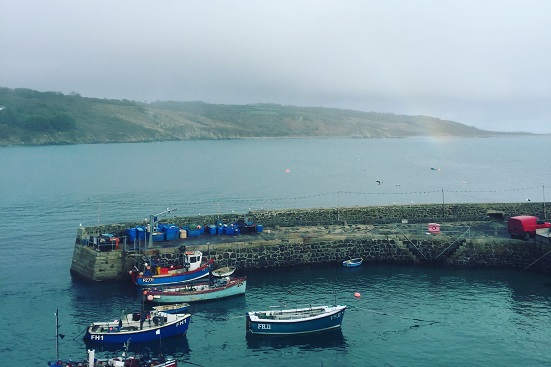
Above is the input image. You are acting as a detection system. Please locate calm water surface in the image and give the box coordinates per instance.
[1,137,550,366]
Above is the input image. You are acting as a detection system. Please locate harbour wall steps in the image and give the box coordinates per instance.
[70,202,551,281]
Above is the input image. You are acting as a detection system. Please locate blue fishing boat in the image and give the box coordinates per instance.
[83,309,191,344]
[131,250,213,287]
[50,310,179,366]
[246,304,346,336]
[342,257,363,267]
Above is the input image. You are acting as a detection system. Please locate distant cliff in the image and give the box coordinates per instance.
[0,87,528,146]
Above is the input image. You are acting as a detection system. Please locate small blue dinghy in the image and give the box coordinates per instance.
[342,257,363,267]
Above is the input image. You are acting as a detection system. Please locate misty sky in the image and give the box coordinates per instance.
[1,0,550,133]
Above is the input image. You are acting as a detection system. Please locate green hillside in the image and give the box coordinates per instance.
[0,87,522,146]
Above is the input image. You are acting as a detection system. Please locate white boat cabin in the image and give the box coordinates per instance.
[183,250,203,271]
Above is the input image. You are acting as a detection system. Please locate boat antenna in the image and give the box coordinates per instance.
[54,308,65,362]
[55,308,59,361]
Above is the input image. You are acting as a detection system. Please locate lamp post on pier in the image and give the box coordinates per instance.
[147,207,177,249]
[543,184,546,219]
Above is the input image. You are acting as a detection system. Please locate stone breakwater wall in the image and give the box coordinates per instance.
[71,242,126,281]
[79,202,547,238]
[71,233,551,281]
[71,202,551,281]
[245,202,547,227]
[71,232,551,282]
[203,234,551,274]
[446,237,551,271]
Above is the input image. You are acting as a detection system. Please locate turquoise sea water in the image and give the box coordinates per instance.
[1,137,550,366]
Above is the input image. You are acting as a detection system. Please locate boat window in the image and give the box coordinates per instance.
[189,256,197,263]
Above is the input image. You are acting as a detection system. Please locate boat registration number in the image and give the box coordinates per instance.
[142,277,155,283]
[257,324,271,330]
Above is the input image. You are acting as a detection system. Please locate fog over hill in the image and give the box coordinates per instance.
[0,87,532,146]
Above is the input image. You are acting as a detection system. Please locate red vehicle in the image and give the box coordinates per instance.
[508,215,551,239]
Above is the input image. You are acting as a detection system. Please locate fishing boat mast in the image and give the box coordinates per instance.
[55,308,61,361]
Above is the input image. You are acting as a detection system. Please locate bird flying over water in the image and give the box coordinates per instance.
[376,180,382,185]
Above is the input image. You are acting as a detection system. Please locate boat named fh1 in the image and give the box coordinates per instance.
[83,309,191,344]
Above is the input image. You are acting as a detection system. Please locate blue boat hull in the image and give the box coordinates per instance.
[135,265,210,287]
[246,305,346,336]
[342,258,363,267]
[83,313,191,344]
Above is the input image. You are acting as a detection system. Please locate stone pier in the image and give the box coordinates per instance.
[69,202,551,281]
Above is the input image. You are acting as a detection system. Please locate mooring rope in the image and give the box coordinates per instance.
[348,304,440,327]
[522,247,551,271]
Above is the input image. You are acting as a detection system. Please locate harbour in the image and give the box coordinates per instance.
[70,201,551,284]
[2,137,551,366]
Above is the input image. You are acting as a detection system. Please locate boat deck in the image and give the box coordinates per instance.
[253,307,326,321]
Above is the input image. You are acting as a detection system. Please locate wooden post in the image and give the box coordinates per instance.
[441,188,445,219]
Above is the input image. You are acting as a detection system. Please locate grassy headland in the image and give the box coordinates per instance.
[0,87,529,146]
